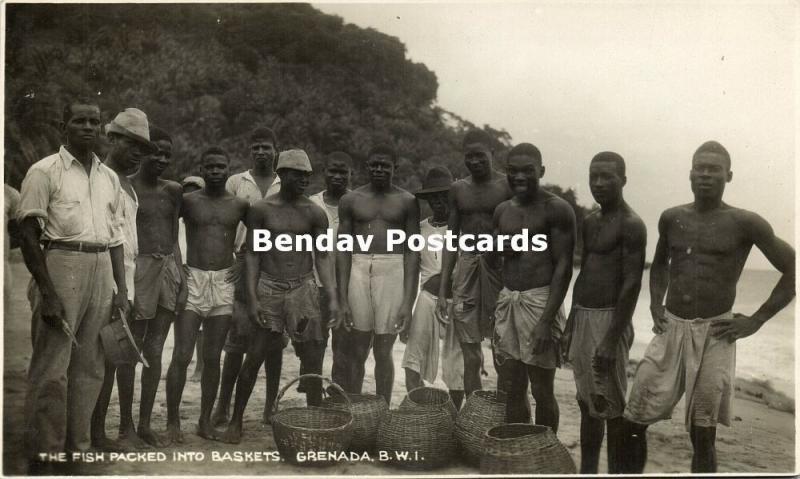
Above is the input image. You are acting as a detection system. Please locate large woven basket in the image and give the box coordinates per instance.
[271,375,353,466]
[455,390,506,465]
[398,386,458,421]
[376,408,456,470]
[480,423,576,474]
[321,393,388,452]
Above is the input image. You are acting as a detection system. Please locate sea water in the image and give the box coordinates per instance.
[566,268,795,397]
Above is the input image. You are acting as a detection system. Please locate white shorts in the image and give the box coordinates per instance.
[185,265,235,318]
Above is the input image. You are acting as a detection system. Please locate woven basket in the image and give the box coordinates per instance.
[321,393,388,452]
[398,386,458,421]
[376,408,456,470]
[271,374,353,466]
[455,390,507,465]
[480,423,576,474]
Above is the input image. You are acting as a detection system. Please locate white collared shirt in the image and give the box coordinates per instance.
[225,169,281,251]
[17,146,124,246]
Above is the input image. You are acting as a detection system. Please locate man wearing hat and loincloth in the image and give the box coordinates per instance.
[17,100,131,472]
[218,149,338,444]
[437,129,511,398]
[492,143,576,433]
[91,107,159,451]
[164,146,249,443]
[212,127,285,427]
[401,165,465,408]
[337,144,420,404]
[562,152,646,473]
[124,126,187,447]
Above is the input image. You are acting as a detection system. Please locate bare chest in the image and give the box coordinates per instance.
[498,204,548,235]
[667,214,745,257]
[352,196,407,225]
[185,199,242,229]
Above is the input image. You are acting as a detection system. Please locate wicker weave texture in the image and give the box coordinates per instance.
[376,409,456,470]
[321,393,388,451]
[271,375,354,467]
[454,390,506,465]
[398,386,458,421]
[480,423,576,474]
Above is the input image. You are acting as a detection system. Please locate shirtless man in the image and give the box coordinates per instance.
[219,149,338,443]
[438,129,510,397]
[564,152,646,473]
[213,127,283,427]
[126,126,186,447]
[91,108,155,451]
[165,146,248,442]
[492,143,576,432]
[621,141,795,473]
[337,145,420,403]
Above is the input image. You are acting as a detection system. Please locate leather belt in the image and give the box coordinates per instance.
[42,240,110,253]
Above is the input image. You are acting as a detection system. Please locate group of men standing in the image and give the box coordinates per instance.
[11,98,795,475]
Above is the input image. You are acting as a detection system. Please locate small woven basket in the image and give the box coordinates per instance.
[376,408,456,470]
[480,423,576,474]
[321,393,388,452]
[398,386,458,421]
[271,374,353,466]
[454,390,506,465]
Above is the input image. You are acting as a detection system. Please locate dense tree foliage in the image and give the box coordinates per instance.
[5,3,590,256]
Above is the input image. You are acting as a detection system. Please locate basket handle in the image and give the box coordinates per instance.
[273,374,351,414]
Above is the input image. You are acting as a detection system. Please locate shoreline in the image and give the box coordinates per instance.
[3,259,795,475]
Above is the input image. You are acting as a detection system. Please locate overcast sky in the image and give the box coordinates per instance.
[316,2,796,270]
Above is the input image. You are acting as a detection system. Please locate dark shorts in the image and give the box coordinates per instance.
[133,254,181,320]
[258,272,323,343]
[451,252,502,343]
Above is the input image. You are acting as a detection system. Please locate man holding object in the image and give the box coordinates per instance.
[18,100,130,471]
[621,141,795,473]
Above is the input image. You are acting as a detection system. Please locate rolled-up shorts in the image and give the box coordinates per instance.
[133,253,181,320]
[568,305,633,419]
[493,286,566,369]
[258,272,323,343]
[401,290,464,390]
[451,252,502,343]
[624,310,736,431]
[348,254,404,335]
[185,265,234,318]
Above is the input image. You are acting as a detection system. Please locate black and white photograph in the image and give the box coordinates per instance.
[2,1,796,476]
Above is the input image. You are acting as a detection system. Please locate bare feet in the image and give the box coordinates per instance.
[165,423,184,445]
[91,435,126,452]
[262,406,275,425]
[218,422,243,444]
[211,407,229,428]
[138,425,167,448]
[117,428,151,450]
[196,420,220,440]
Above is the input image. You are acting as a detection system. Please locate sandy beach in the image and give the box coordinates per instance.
[3,257,795,475]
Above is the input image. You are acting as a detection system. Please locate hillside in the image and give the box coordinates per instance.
[4,3,589,243]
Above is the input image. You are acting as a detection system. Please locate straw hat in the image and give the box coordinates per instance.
[105,108,156,150]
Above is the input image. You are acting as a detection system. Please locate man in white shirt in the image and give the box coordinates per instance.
[400,166,464,408]
[305,151,351,394]
[90,108,157,451]
[17,100,130,472]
